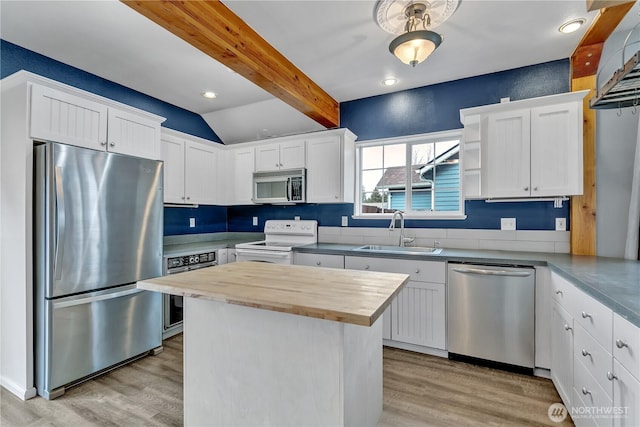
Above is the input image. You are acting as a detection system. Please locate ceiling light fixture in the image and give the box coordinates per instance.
[389,3,442,67]
[382,77,398,86]
[202,91,217,99]
[559,18,586,34]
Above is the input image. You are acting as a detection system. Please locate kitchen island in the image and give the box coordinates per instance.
[137,261,409,426]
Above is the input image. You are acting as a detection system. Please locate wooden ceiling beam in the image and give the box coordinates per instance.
[121,0,339,129]
[571,1,635,79]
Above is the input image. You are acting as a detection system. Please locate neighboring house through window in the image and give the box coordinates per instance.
[356,130,464,219]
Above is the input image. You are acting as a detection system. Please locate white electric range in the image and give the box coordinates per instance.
[235,219,318,264]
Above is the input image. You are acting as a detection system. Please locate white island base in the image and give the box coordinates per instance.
[184,297,383,426]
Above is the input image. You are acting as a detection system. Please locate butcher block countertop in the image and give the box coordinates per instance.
[137,261,409,326]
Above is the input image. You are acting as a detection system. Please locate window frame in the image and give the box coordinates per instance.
[353,129,467,220]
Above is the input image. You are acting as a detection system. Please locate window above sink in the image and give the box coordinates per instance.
[354,129,465,220]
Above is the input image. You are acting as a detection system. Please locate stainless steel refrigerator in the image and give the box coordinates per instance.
[34,142,164,400]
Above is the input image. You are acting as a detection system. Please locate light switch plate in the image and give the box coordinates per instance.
[294,216,301,220]
[555,218,567,231]
[189,217,196,228]
[252,216,258,226]
[341,216,349,227]
[500,218,516,230]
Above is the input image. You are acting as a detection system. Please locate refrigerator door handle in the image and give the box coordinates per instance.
[451,267,532,277]
[52,286,145,309]
[54,166,66,280]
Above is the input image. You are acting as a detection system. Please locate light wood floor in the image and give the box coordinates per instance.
[1,334,572,426]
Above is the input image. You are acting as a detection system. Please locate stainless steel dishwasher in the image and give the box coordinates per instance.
[447,263,535,371]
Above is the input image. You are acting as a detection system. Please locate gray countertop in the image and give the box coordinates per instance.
[163,232,263,257]
[295,243,640,328]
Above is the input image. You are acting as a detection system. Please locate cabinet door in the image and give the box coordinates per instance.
[552,301,574,408]
[612,359,640,427]
[391,281,446,349]
[161,137,186,203]
[485,109,531,198]
[30,84,108,150]
[530,102,582,197]
[184,141,218,204]
[279,140,305,169]
[107,108,161,159]
[306,136,342,203]
[255,143,280,172]
[231,147,255,205]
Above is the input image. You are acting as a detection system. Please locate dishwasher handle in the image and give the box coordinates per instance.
[452,267,532,277]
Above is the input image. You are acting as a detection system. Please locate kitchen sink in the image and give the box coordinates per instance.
[353,245,442,255]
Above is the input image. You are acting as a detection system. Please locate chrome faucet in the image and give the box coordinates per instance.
[388,210,414,247]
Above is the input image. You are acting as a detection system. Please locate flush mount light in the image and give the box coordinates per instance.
[559,18,586,34]
[202,91,217,99]
[389,3,442,67]
[375,0,459,67]
[382,77,398,86]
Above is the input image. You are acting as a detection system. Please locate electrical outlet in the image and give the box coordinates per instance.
[555,218,567,231]
[341,216,349,227]
[294,216,301,220]
[189,217,196,228]
[500,217,516,231]
[252,216,258,226]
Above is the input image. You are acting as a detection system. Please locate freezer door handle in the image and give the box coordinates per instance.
[52,287,145,309]
[451,267,532,277]
[54,166,66,280]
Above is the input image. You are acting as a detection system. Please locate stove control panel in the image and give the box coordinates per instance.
[166,251,216,269]
[264,219,318,235]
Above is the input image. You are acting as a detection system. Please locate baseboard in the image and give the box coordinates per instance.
[383,340,448,358]
[534,368,551,379]
[1,376,37,400]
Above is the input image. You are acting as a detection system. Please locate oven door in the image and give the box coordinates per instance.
[163,265,189,331]
[235,249,293,264]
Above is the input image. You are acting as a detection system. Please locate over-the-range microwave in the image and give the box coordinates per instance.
[252,168,306,204]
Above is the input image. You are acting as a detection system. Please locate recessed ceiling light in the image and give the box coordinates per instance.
[382,77,397,86]
[559,18,586,34]
[202,91,217,99]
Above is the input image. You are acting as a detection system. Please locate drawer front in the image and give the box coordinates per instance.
[345,256,444,283]
[575,322,613,396]
[294,253,344,269]
[573,288,613,350]
[551,271,577,312]
[572,388,599,427]
[574,354,613,419]
[613,313,640,381]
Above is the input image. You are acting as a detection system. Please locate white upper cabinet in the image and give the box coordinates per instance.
[460,91,588,199]
[106,108,161,159]
[530,102,582,197]
[30,84,108,150]
[255,140,305,172]
[306,129,356,203]
[228,146,255,205]
[485,109,531,198]
[30,84,162,160]
[161,129,220,205]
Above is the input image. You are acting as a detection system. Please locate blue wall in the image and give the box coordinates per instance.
[164,205,227,236]
[0,40,222,142]
[341,59,570,141]
[225,200,569,232]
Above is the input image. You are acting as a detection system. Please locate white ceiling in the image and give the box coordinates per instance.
[1,0,637,143]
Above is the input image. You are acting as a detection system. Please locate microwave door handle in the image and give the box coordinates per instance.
[286,177,291,201]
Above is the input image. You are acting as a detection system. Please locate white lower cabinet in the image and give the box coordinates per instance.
[611,359,640,427]
[344,256,446,352]
[552,300,574,408]
[293,253,344,269]
[391,281,445,349]
[550,272,640,427]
